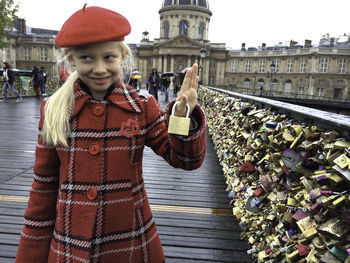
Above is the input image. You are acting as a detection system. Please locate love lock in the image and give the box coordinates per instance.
[168,101,191,136]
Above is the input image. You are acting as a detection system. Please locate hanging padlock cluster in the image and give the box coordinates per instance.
[199,87,350,263]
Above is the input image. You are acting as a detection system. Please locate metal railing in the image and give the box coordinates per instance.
[225,86,350,103]
[201,85,350,139]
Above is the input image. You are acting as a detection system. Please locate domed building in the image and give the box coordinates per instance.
[134,0,227,86]
[133,0,349,103]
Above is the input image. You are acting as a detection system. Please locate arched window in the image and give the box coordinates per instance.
[257,79,265,89]
[334,79,346,100]
[179,20,188,36]
[270,79,278,93]
[163,21,169,38]
[198,23,205,39]
[243,78,251,89]
[284,79,292,93]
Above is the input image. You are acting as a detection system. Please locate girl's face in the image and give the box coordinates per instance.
[68,42,126,100]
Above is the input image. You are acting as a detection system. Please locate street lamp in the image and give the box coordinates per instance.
[199,47,206,85]
[267,62,276,95]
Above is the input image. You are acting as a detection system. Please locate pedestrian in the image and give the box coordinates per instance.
[1,62,23,103]
[40,66,47,96]
[148,68,160,101]
[145,78,149,91]
[16,4,206,263]
[162,75,171,102]
[172,74,180,97]
[32,66,43,98]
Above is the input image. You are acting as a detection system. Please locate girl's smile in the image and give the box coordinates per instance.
[68,41,125,100]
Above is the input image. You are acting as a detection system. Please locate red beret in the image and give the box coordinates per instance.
[55,4,131,47]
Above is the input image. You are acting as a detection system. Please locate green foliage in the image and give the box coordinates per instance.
[0,0,19,48]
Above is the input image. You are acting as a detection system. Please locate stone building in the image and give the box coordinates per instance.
[134,0,227,87]
[227,38,350,101]
[1,19,60,77]
[2,1,349,102]
[133,0,350,101]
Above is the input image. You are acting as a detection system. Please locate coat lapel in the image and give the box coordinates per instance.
[72,80,143,118]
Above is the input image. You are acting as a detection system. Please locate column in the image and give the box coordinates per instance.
[170,56,175,73]
[163,56,168,72]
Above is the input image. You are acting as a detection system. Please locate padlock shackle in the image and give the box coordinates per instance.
[171,101,190,118]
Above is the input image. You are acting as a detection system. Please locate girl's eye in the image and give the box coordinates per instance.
[80,56,92,61]
[105,55,116,61]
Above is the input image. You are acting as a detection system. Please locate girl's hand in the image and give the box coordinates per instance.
[174,63,199,117]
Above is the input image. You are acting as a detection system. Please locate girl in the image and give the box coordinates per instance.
[16,5,206,263]
[1,62,23,103]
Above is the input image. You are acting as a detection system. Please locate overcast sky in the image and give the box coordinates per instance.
[16,0,349,49]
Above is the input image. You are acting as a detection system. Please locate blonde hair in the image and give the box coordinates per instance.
[41,42,131,146]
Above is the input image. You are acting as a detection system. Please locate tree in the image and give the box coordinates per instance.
[0,0,19,48]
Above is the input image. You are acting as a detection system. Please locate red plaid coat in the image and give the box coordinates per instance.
[16,81,206,263]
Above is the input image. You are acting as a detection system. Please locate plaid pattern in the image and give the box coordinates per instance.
[16,81,206,263]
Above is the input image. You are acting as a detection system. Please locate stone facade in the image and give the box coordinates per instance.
[133,0,350,101]
[1,19,60,78]
[227,46,350,101]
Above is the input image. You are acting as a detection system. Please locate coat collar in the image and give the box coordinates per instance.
[72,79,143,117]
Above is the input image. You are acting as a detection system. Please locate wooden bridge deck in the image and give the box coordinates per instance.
[0,91,252,262]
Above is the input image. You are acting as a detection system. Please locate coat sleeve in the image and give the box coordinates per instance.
[145,96,206,170]
[16,102,60,263]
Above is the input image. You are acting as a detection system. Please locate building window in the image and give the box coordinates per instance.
[179,0,191,4]
[257,79,265,89]
[271,59,280,72]
[300,58,307,73]
[40,47,48,61]
[6,47,10,60]
[243,78,250,89]
[24,46,31,60]
[284,79,292,93]
[259,60,266,73]
[334,88,343,100]
[287,59,294,73]
[317,88,324,97]
[163,21,169,38]
[245,60,252,73]
[297,79,306,95]
[319,58,329,73]
[231,60,238,72]
[338,58,347,74]
[198,0,207,7]
[198,23,205,39]
[179,20,188,36]
[209,76,215,85]
[164,0,172,6]
[270,79,278,92]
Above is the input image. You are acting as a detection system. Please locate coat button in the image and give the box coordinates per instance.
[89,143,100,155]
[92,105,105,116]
[87,187,98,200]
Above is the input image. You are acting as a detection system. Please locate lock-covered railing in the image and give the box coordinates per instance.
[199,86,350,263]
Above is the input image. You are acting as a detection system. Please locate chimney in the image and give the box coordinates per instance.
[17,19,26,34]
[304,39,312,47]
[330,38,335,47]
[241,43,246,51]
[262,43,266,50]
[289,40,297,48]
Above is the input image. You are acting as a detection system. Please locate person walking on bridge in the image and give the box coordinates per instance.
[1,62,22,103]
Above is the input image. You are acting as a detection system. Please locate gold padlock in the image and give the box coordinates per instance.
[168,102,191,136]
